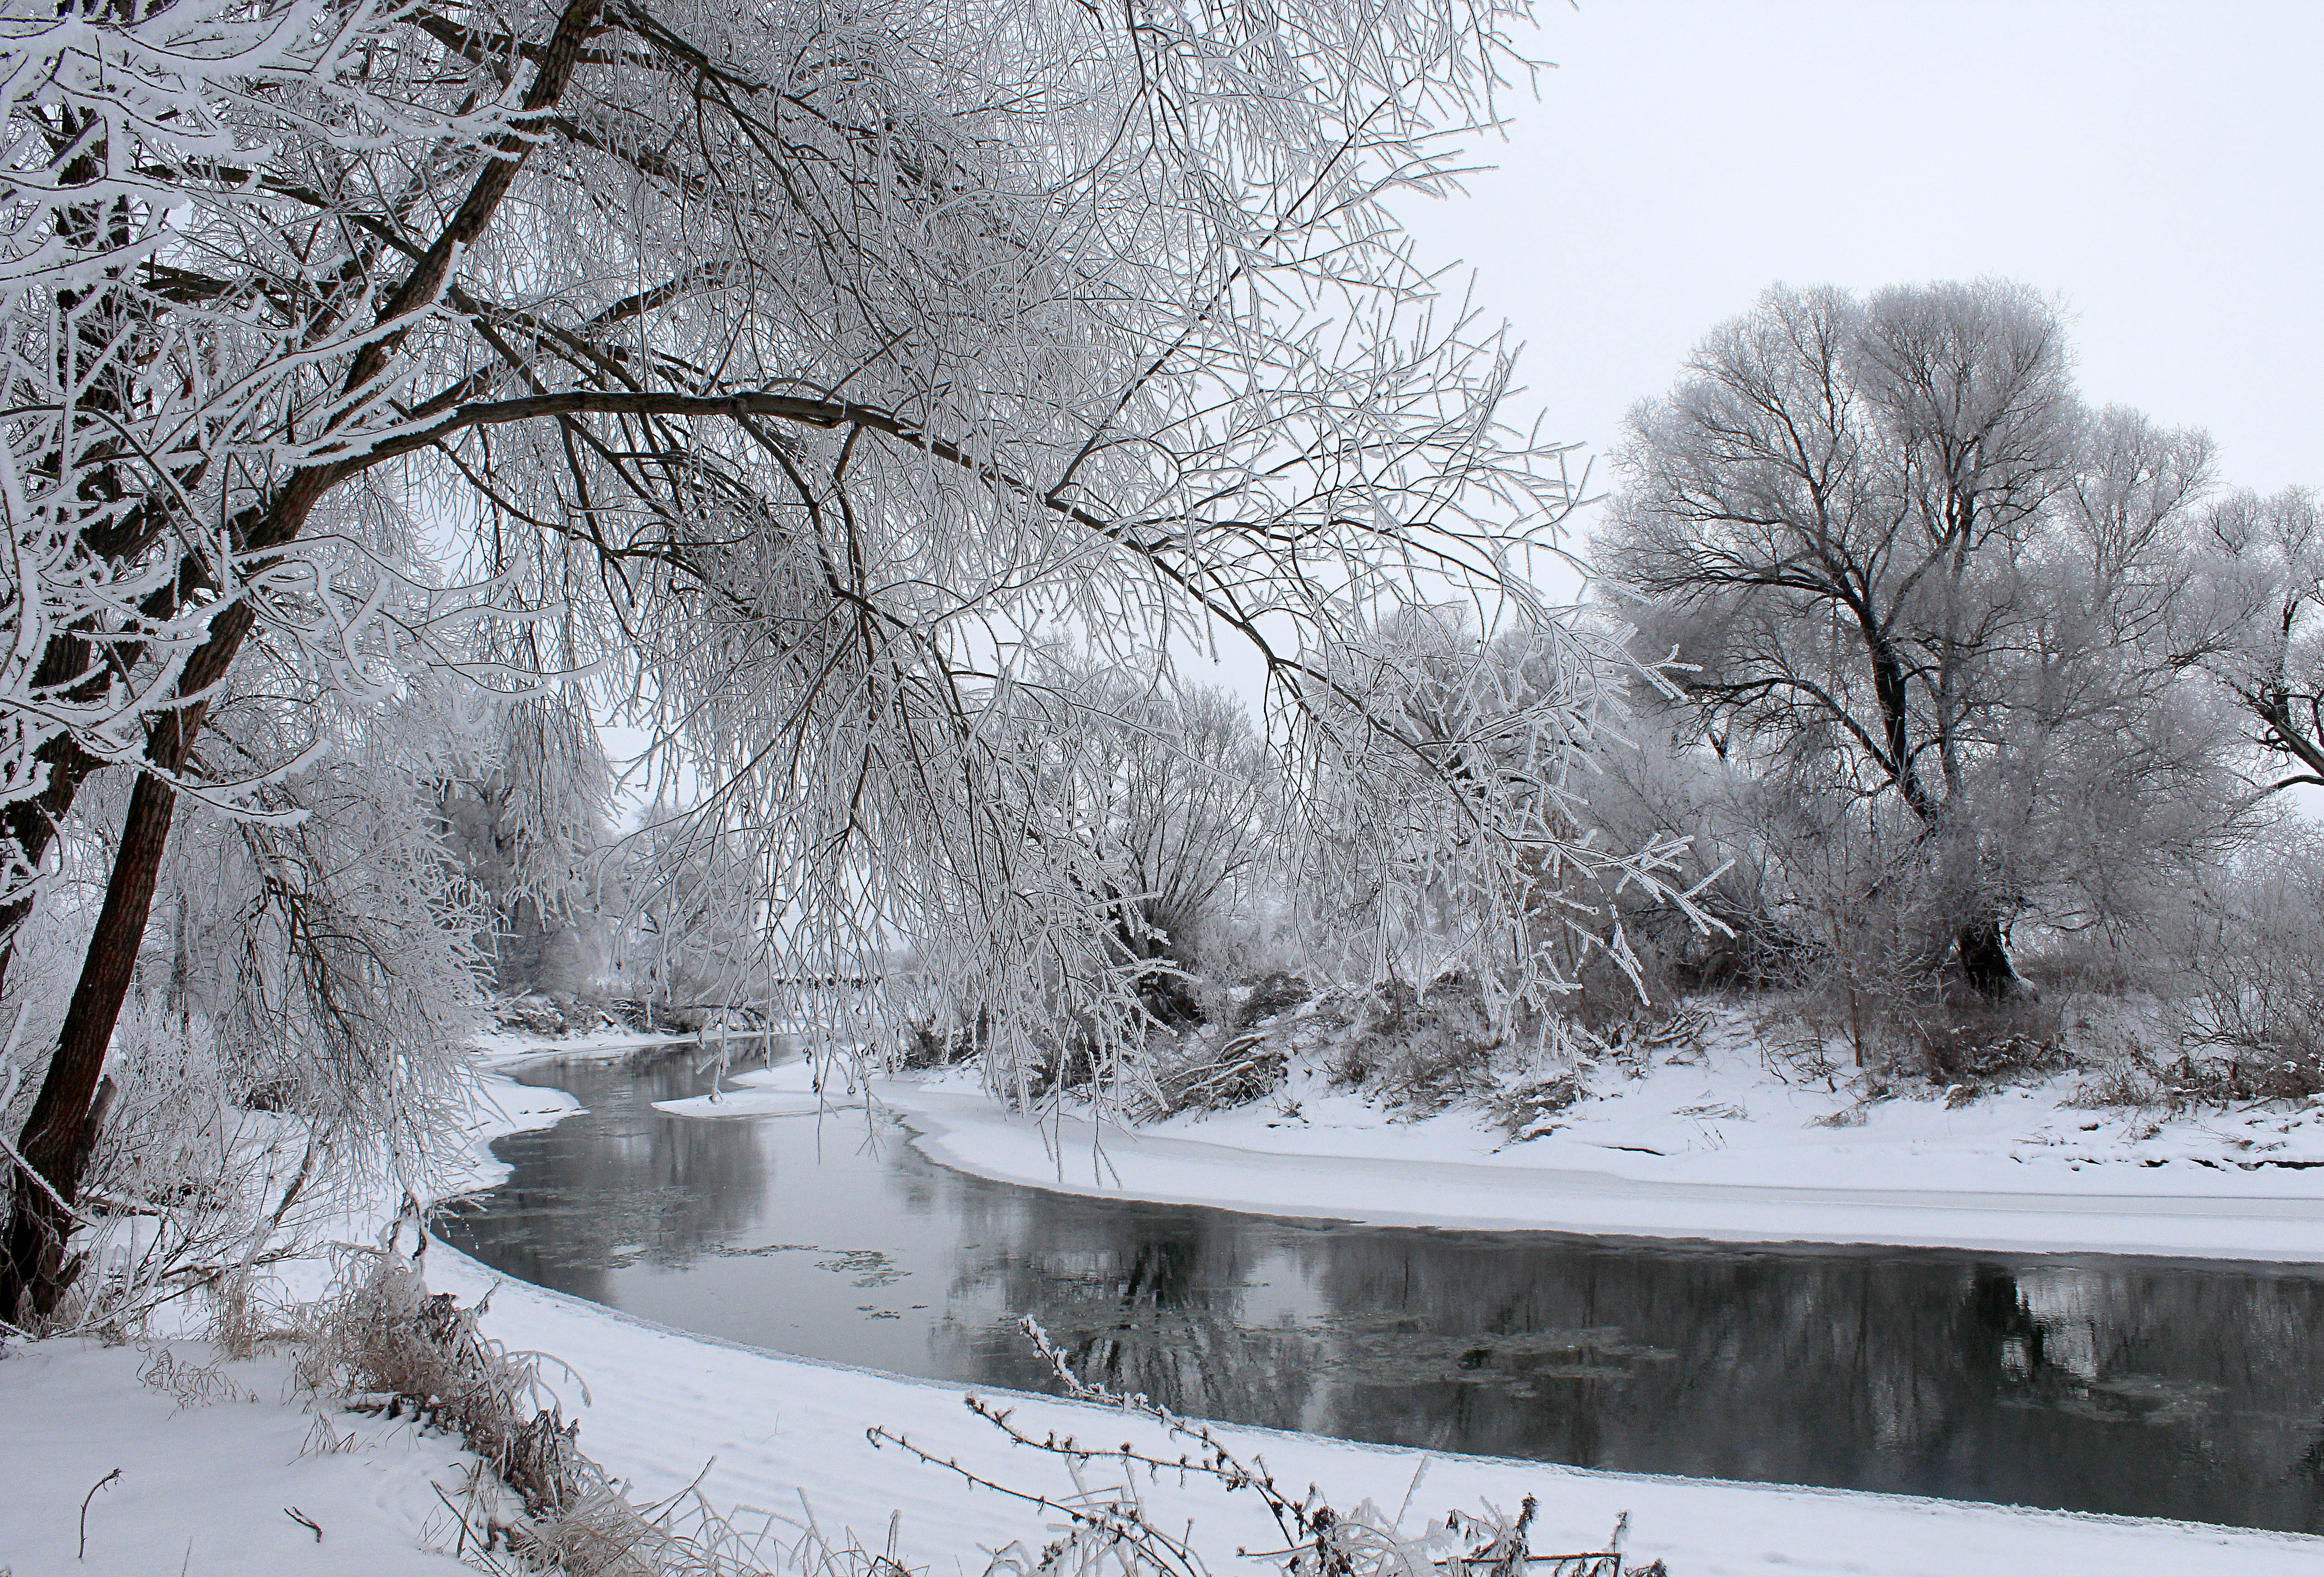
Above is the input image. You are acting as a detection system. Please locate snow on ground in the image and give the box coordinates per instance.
[1141,1003,2324,1194]
[858,1003,2324,1260]
[874,1081,2324,1259]
[0,1059,575,1576]
[13,1045,2324,1577]
[0,1341,480,1576]
[470,1024,696,1069]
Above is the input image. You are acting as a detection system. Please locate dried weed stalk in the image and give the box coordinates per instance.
[870,1317,1666,1577]
[299,1209,799,1576]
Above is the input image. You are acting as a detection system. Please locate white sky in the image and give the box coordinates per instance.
[1186,0,2322,696]
[1419,0,2320,515]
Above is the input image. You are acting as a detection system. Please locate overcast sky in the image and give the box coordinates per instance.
[1184,0,2318,697]
[1391,0,2321,554]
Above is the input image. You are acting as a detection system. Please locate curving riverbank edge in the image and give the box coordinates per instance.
[866,1078,2324,1263]
[416,1058,2324,1577]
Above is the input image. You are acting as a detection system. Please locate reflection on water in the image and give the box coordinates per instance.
[438,1051,2324,1531]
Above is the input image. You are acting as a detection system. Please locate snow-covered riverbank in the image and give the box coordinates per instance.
[10,1056,2324,1576]
[856,1001,2324,1262]
[415,1232,2324,1577]
[425,1061,2324,1575]
[871,1079,2324,1260]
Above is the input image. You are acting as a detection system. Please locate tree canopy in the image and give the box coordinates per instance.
[0,0,1700,1316]
[1597,281,2241,994]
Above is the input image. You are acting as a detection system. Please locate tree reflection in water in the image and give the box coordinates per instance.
[440,1049,777,1304]
[442,1053,2324,1532]
[933,1195,1319,1428]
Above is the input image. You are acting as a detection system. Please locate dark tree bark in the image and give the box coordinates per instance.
[1953,917,2026,1001]
[1,0,607,1322]
[1,771,176,1321]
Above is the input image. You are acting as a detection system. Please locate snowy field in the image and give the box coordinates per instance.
[0,1341,482,1575]
[10,1055,2324,1574]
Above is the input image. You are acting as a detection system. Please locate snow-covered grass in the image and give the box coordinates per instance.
[0,1061,579,1577]
[0,1338,483,1575]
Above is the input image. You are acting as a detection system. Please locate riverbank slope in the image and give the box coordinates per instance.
[870,1078,2324,1259]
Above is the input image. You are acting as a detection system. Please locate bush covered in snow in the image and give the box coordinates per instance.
[2156,830,2324,1099]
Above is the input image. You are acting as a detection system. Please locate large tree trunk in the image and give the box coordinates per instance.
[1954,917,2026,1001]
[1,772,177,1321]
[1,0,605,1322]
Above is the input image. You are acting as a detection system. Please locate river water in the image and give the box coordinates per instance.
[437,1048,2324,1532]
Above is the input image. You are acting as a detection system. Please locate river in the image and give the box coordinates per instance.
[437,1047,2324,1532]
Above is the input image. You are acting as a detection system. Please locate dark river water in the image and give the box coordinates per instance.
[437,1049,2324,1532]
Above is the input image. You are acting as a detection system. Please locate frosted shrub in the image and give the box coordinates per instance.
[1896,997,2072,1094]
[1327,976,1507,1118]
[2161,832,2324,1099]
[1131,1026,1292,1120]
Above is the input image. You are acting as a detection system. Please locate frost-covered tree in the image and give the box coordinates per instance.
[2158,825,2324,1096]
[0,0,1680,1314]
[2185,486,2324,799]
[432,695,612,999]
[1598,281,2241,997]
[600,797,788,1023]
[1038,668,1274,1023]
[1290,604,1701,1014]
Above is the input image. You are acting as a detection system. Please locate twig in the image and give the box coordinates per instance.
[432,1475,478,1557]
[1392,1457,1432,1530]
[284,1505,323,1542]
[1,1123,98,1227]
[78,1467,122,1559]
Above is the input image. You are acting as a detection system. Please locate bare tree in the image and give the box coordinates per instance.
[1041,668,1274,1025]
[432,695,614,998]
[1598,281,2235,997]
[2186,486,2324,798]
[2157,825,2324,1096]
[1290,603,1702,1013]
